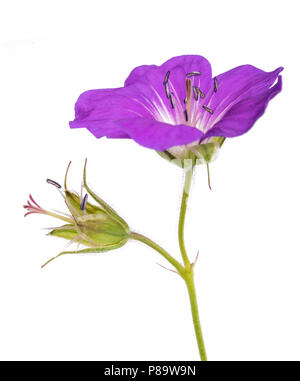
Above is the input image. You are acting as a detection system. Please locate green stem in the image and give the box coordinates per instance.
[129,232,185,276]
[178,166,194,269]
[185,272,207,360]
[131,231,207,360]
[178,165,207,361]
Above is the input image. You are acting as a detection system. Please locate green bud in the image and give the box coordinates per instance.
[25,160,130,267]
[75,212,129,247]
[56,160,130,249]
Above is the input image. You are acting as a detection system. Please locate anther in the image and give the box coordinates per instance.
[163,71,170,85]
[184,109,188,121]
[184,97,187,104]
[202,105,214,114]
[199,89,205,98]
[193,86,199,101]
[186,71,201,77]
[164,82,170,99]
[169,93,175,109]
[80,193,88,211]
[46,179,62,189]
[214,77,218,92]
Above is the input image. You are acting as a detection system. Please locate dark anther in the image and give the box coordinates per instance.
[164,82,170,99]
[46,179,62,189]
[199,89,205,98]
[184,109,189,121]
[202,105,213,114]
[214,77,218,92]
[170,93,175,109]
[163,71,170,85]
[80,194,88,211]
[186,71,201,77]
[193,86,199,101]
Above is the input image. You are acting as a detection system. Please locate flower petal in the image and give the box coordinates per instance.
[202,65,283,136]
[107,117,204,151]
[203,73,282,140]
[69,76,204,149]
[77,116,203,151]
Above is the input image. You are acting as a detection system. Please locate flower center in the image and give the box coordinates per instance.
[162,70,216,132]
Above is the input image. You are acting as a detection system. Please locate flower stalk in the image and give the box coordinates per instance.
[179,164,207,361]
[129,232,185,276]
[178,165,194,269]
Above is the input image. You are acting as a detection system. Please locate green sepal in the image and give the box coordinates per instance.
[64,162,105,216]
[215,136,226,147]
[47,224,88,246]
[76,214,130,246]
[193,143,216,163]
[156,149,197,168]
[65,190,105,216]
[156,137,225,167]
[83,160,129,231]
[60,239,127,255]
[48,224,77,240]
[41,239,127,268]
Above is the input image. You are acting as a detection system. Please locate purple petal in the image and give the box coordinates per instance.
[202,65,283,139]
[70,56,283,152]
[74,116,203,151]
[70,87,153,122]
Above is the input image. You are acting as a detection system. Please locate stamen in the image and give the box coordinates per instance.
[198,89,205,98]
[169,93,175,109]
[214,77,218,92]
[193,86,199,101]
[164,82,170,99]
[202,105,214,114]
[80,193,88,211]
[184,97,187,104]
[184,109,188,121]
[186,71,201,77]
[163,71,170,85]
[46,179,62,189]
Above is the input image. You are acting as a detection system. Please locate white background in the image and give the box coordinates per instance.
[0,0,299,361]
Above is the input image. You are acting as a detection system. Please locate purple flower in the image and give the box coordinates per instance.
[70,55,283,163]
